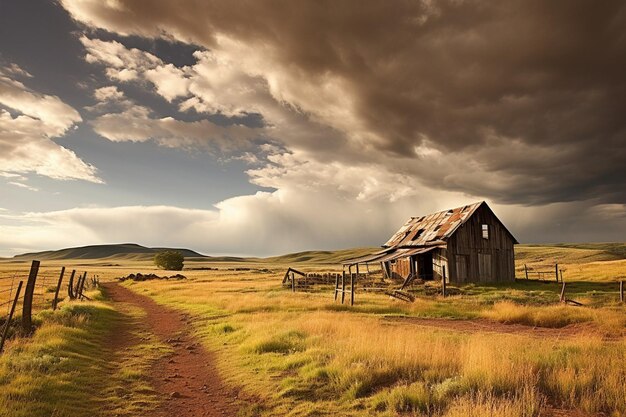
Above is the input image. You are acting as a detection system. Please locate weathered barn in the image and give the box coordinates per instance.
[344,201,518,284]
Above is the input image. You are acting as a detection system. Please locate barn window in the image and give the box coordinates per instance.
[482,224,489,239]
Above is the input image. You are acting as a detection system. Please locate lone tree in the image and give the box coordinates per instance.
[154,250,184,271]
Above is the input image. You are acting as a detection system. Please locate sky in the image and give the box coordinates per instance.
[0,0,625,257]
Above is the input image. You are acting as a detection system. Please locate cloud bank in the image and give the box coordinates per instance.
[0,68,101,183]
[61,0,626,205]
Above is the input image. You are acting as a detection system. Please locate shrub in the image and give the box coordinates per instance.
[154,250,184,271]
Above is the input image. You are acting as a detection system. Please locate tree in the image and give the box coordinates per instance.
[154,250,184,271]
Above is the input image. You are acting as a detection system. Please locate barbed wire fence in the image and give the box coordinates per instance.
[0,260,99,354]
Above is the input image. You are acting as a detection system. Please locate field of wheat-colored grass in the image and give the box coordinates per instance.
[0,244,624,416]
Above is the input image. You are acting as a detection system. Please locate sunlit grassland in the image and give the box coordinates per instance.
[0,243,625,416]
[115,264,625,417]
[0,285,169,417]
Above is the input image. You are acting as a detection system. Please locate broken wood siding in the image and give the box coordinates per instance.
[432,249,448,282]
[391,257,411,279]
[446,204,515,283]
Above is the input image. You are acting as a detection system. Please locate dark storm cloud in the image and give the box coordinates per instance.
[61,0,626,205]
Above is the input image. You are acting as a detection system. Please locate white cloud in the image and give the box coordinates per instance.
[3,193,626,257]
[0,74,81,135]
[92,105,263,152]
[7,181,39,192]
[94,85,125,102]
[0,71,101,182]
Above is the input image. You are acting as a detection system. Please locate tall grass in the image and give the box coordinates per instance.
[127,270,626,416]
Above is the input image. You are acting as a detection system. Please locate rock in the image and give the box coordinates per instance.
[170,391,182,398]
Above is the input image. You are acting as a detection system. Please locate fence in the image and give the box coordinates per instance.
[523,263,561,282]
[0,260,98,354]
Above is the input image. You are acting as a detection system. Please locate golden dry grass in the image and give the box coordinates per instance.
[0,244,625,416]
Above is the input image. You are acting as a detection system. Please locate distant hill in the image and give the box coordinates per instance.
[262,247,379,264]
[12,244,207,261]
[8,242,626,265]
[516,243,626,265]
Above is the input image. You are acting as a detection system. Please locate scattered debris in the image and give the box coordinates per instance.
[385,290,416,303]
[117,273,186,282]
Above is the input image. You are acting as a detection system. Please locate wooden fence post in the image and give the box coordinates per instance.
[524,264,529,280]
[620,280,624,303]
[52,267,65,310]
[559,281,566,303]
[350,273,356,307]
[68,270,76,299]
[334,273,340,301]
[22,260,40,334]
[555,264,559,282]
[78,272,87,299]
[342,269,347,304]
[291,272,295,293]
[442,265,447,297]
[0,281,23,353]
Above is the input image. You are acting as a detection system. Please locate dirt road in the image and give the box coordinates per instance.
[103,282,238,417]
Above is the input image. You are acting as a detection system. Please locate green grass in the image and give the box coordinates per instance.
[0,298,115,417]
[0,289,169,417]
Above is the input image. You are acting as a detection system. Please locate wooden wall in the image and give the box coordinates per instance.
[390,257,411,279]
[446,204,516,283]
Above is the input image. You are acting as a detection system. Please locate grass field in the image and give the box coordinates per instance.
[0,244,624,416]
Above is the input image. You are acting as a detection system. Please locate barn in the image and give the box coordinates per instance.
[344,201,518,284]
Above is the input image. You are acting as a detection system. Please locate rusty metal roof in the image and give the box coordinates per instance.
[342,246,438,265]
[383,201,484,248]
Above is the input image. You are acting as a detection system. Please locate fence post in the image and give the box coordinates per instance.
[342,268,347,304]
[291,272,295,292]
[442,265,447,297]
[0,280,24,354]
[559,281,566,303]
[22,260,40,334]
[52,267,65,310]
[334,273,340,301]
[68,270,76,299]
[620,280,624,303]
[0,281,23,354]
[78,272,87,299]
[555,264,559,282]
[351,272,356,306]
[524,264,528,280]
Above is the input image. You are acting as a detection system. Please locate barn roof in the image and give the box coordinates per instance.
[383,201,517,248]
[342,201,518,265]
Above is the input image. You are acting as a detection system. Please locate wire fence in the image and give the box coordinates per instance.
[0,261,99,354]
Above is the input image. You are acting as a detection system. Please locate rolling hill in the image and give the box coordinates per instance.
[7,242,626,265]
[11,244,207,261]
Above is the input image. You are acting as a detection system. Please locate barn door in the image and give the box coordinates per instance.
[455,255,468,283]
[478,253,492,282]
